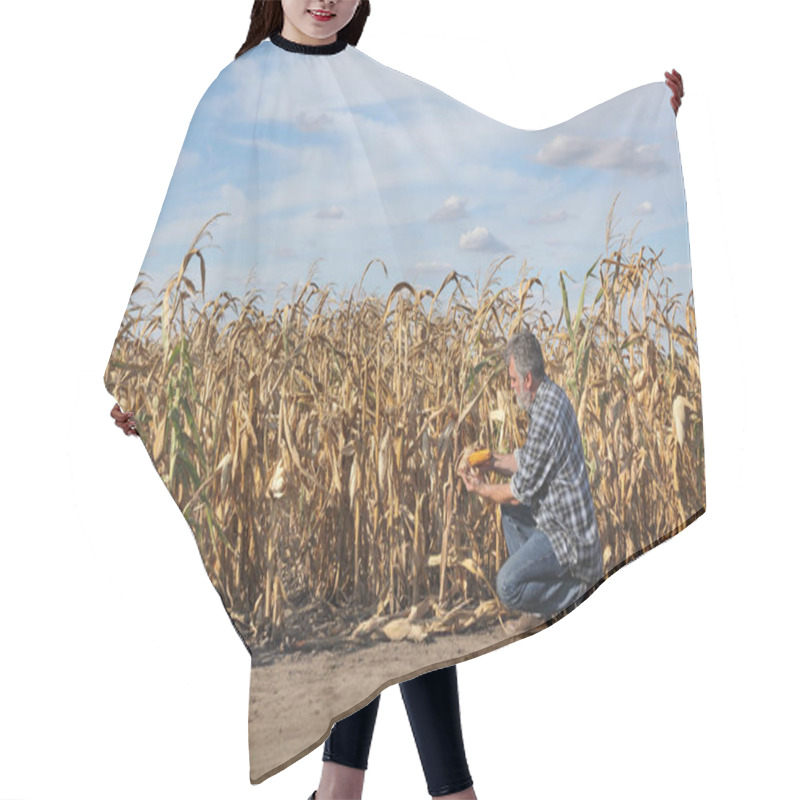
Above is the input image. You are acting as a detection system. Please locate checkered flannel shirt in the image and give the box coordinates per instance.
[510,375,603,587]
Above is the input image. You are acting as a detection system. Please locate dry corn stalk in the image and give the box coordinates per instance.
[104,200,704,646]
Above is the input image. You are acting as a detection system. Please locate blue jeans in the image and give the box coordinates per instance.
[497,502,587,617]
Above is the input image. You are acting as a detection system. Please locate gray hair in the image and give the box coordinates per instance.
[505,330,545,383]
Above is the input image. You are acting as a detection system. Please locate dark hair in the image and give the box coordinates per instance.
[505,330,546,384]
[236,0,372,59]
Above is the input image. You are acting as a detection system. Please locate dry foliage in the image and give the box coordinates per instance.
[105,198,704,649]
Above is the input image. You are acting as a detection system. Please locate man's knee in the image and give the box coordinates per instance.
[496,561,524,610]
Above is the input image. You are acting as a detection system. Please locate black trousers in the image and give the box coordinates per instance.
[322,664,473,797]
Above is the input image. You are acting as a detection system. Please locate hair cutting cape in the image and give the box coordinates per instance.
[103,32,705,785]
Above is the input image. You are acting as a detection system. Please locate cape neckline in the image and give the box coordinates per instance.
[269,31,348,55]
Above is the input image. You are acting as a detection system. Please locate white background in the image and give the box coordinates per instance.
[1,1,797,798]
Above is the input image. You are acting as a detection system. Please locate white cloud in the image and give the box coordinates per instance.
[430,195,469,222]
[459,226,504,252]
[530,209,569,225]
[315,206,345,219]
[293,111,335,132]
[535,134,667,176]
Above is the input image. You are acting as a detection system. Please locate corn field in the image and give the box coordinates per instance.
[104,202,705,649]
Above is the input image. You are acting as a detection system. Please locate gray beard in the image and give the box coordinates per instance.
[516,389,534,413]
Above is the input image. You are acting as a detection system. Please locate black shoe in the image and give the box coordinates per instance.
[307,792,317,800]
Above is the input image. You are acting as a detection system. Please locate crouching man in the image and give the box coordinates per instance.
[457,330,604,635]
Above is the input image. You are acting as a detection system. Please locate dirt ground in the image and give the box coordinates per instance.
[248,619,540,784]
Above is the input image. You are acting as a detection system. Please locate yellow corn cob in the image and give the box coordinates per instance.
[468,448,491,466]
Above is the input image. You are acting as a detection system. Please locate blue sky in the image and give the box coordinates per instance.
[130,39,694,329]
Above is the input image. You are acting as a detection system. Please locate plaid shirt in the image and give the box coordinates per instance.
[510,376,603,587]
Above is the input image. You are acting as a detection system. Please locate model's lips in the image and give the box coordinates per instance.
[308,9,335,21]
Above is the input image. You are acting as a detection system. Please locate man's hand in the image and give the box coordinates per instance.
[457,464,486,495]
[458,462,522,506]
[484,451,516,478]
[475,453,498,474]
